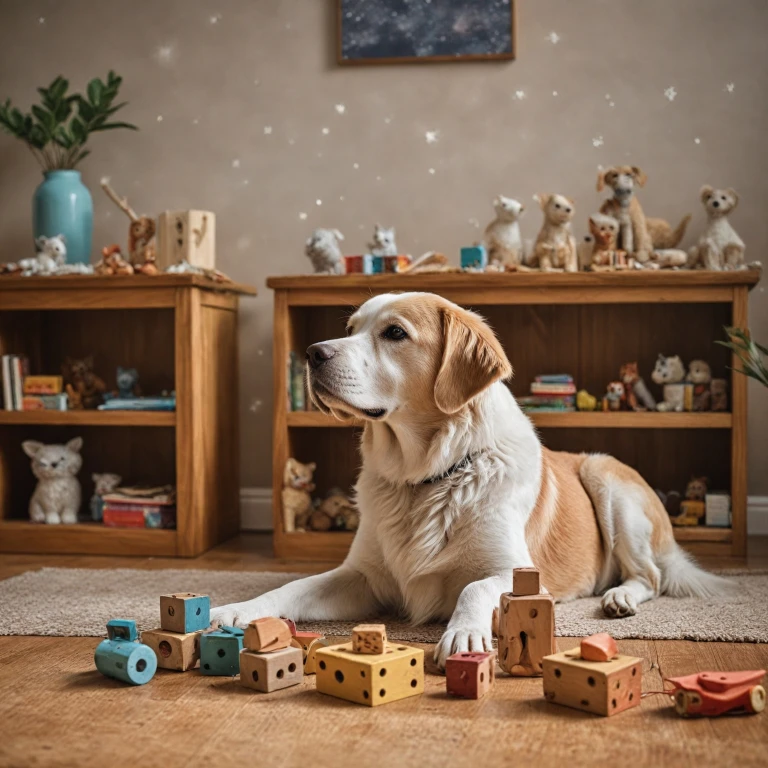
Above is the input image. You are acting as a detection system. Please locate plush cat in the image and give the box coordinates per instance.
[483,196,524,269]
[651,354,687,412]
[305,229,344,274]
[90,472,122,521]
[23,437,83,524]
[116,367,141,398]
[367,224,398,257]
[281,458,316,532]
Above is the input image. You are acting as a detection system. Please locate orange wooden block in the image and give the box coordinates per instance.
[244,617,293,653]
[512,567,541,596]
[580,633,619,663]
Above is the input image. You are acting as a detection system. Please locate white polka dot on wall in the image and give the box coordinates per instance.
[428,168,436,175]
[547,31,560,44]
[192,118,199,125]
[38,17,45,24]
[209,14,221,25]
[335,104,346,114]
[694,137,701,144]
[263,126,272,135]
[258,350,264,356]
[249,399,263,413]
[726,83,735,93]
[155,44,175,65]
[592,135,604,148]
[316,199,322,206]
[237,237,252,250]
[552,91,558,96]
[353,162,359,169]
[299,212,307,220]
[254,79,261,87]
[157,115,163,122]
[321,127,329,135]
[425,130,439,144]
[231,159,240,169]
[514,90,526,100]
[664,86,677,102]
[384,117,392,124]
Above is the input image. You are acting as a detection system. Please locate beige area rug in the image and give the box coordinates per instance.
[0,567,766,642]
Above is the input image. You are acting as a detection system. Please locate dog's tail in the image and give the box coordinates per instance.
[656,214,692,249]
[658,544,735,598]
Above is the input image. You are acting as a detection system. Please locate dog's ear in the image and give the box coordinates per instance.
[534,193,551,210]
[700,185,714,203]
[631,166,647,187]
[596,170,606,192]
[726,188,739,208]
[434,305,512,414]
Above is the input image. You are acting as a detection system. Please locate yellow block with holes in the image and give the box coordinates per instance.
[315,641,424,707]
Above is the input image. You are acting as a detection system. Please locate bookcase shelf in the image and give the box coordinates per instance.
[0,410,176,427]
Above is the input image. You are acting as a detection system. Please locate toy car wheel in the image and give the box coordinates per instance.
[749,685,766,713]
[674,691,694,716]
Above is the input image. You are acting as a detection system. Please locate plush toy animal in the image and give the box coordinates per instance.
[14,234,68,275]
[651,354,687,412]
[604,381,626,411]
[576,389,598,411]
[95,245,134,275]
[687,359,712,411]
[90,472,122,521]
[529,193,578,272]
[310,490,359,532]
[305,228,344,274]
[23,437,83,524]
[588,213,628,271]
[620,362,656,411]
[62,356,106,410]
[367,224,398,257]
[685,476,708,502]
[483,195,524,269]
[116,367,140,398]
[598,166,690,265]
[687,186,758,271]
[281,458,316,532]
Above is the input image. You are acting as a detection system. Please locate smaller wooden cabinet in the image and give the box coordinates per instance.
[0,274,256,557]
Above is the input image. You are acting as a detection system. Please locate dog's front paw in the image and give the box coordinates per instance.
[601,586,637,618]
[434,626,492,671]
[209,598,274,629]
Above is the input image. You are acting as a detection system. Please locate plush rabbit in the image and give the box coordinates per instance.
[23,437,83,524]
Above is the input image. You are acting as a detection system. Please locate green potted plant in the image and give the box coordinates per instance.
[0,72,137,264]
[716,327,768,389]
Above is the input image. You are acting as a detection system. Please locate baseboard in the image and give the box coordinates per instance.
[240,488,768,534]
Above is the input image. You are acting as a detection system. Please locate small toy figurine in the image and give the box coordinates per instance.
[23,437,83,524]
[666,670,766,717]
[282,457,316,532]
[576,390,597,411]
[671,477,708,527]
[95,619,157,685]
[310,489,358,531]
[483,195,525,269]
[603,381,626,411]
[100,178,157,267]
[90,472,122,521]
[686,360,712,411]
[651,354,687,412]
[587,213,629,271]
[710,378,728,411]
[367,224,398,257]
[305,228,344,274]
[62,356,107,409]
[620,362,656,411]
[529,193,578,272]
[460,245,488,271]
[95,244,134,275]
[116,366,141,398]
[11,234,68,276]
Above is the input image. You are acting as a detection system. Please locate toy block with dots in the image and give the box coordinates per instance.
[446,652,496,699]
[160,593,210,634]
[352,624,387,654]
[141,628,201,672]
[200,626,244,676]
[498,567,555,677]
[94,619,157,686]
[240,646,304,693]
[542,634,642,717]
[244,617,293,653]
[315,639,425,707]
[292,631,329,674]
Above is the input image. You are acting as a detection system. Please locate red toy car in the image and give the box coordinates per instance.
[666,670,766,717]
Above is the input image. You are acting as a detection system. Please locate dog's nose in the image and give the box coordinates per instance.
[306,342,336,370]
[713,200,720,208]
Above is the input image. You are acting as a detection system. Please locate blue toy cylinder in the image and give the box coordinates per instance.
[32,170,93,264]
[94,639,157,685]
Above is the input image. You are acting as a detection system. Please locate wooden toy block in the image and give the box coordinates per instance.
[94,638,157,685]
[461,245,488,270]
[445,652,496,699]
[244,617,293,653]
[291,631,326,673]
[160,593,210,634]
[305,637,331,674]
[239,646,304,693]
[200,626,244,676]
[497,590,555,677]
[107,618,138,642]
[352,624,388,654]
[542,648,642,716]
[512,567,541,596]
[315,642,424,707]
[141,628,201,671]
[280,617,297,636]
[580,633,619,663]
[156,210,216,270]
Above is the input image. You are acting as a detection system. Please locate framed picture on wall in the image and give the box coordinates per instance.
[337,0,517,65]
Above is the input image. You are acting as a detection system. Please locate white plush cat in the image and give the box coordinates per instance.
[483,195,524,268]
[305,228,344,274]
[23,437,83,524]
[368,224,398,256]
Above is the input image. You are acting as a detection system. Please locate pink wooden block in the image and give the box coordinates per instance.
[446,652,495,699]
[580,633,619,662]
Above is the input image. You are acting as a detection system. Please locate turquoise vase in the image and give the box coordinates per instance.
[32,170,93,264]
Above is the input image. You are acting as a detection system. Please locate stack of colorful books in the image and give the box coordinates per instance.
[518,374,576,413]
[102,485,176,529]
[2,355,67,411]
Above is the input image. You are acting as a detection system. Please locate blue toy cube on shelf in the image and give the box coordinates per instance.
[200,626,245,676]
[370,254,384,274]
[160,593,211,634]
[460,245,488,270]
[107,618,138,642]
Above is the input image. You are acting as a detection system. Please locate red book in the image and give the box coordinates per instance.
[103,508,146,528]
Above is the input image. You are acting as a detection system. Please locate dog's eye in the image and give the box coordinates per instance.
[555,203,561,209]
[383,325,407,341]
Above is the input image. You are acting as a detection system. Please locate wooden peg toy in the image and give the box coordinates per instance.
[200,626,244,676]
[291,631,326,673]
[244,617,293,653]
[497,568,555,677]
[107,618,138,642]
[446,652,496,699]
[240,646,304,693]
[352,624,387,654]
[94,633,157,686]
[160,593,210,634]
[580,633,619,663]
[315,641,424,707]
[141,628,202,672]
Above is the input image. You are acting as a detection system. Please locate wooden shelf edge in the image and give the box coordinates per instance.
[673,526,732,543]
[0,411,176,427]
[273,531,355,561]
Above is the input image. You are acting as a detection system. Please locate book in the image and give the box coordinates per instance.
[103,503,176,529]
[14,357,29,410]
[98,396,176,411]
[104,484,176,505]
[22,394,68,411]
[534,374,574,384]
[23,375,63,395]
[518,395,576,408]
[530,382,576,395]
[1,355,12,411]
[289,351,305,411]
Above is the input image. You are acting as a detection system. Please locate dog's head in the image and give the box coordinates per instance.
[493,195,524,221]
[535,193,574,225]
[588,213,619,244]
[305,293,512,422]
[700,185,739,217]
[597,166,647,201]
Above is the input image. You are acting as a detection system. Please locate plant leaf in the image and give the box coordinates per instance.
[72,148,91,167]
[70,117,87,144]
[92,121,138,131]
[87,78,104,106]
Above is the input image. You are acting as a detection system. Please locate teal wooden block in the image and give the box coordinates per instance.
[94,639,157,685]
[107,619,138,642]
[461,245,488,270]
[160,593,211,634]
[200,626,245,676]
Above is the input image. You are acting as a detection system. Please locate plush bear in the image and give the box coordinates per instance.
[367,224,398,257]
[281,458,316,532]
[651,354,687,412]
[483,195,525,269]
[305,228,344,274]
[309,490,359,532]
[686,360,712,411]
[23,437,83,524]
[62,356,106,410]
[90,472,122,521]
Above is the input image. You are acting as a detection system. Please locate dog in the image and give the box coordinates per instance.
[528,193,578,272]
[211,293,728,669]
[598,166,691,264]
[587,213,628,271]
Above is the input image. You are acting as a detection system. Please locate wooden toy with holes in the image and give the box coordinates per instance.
[315,641,424,707]
[95,619,157,686]
[542,634,642,716]
[200,626,244,676]
[142,628,202,672]
[497,567,555,676]
[240,646,305,693]
[352,624,387,654]
[291,631,329,674]
[446,651,496,699]
[244,617,293,653]
[159,593,210,634]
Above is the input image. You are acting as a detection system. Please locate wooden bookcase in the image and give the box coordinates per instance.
[0,274,256,557]
[268,270,761,561]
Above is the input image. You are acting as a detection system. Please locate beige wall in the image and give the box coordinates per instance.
[0,0,766,493]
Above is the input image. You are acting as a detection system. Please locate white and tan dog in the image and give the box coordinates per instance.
[212,293,727,668]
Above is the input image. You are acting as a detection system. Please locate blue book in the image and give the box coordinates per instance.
[98,396,176,411]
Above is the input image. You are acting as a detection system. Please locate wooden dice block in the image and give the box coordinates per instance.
[352,624,387,654]
[160,593,210,634]
[580,633,619,663]
[291,632,326,674]
[543,648,642,716]
[498,591,555,677]
[107,619,138,642]
[141,628,201,671]
[512,567,541,596]
[244,617,293,653]
[315,641,424,707]
[446,652,496,699]
[157,210,216,270]
[240,646,304,693]
[200,626,244,676]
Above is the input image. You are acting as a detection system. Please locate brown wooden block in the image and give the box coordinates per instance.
[543,648,642,716]
[580,633,619,663]
[141,628,201,671]
[239,646,303,692]
[243,617,293,653]
[159,593,210,634]
[445,652,496,699]
[512,567,541,596]
[498,591,555,676]
[352,624,387,654]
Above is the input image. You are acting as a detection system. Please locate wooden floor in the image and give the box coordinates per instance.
[1,534,767,768]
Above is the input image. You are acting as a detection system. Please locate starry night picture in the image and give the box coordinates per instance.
[338,0,516,65]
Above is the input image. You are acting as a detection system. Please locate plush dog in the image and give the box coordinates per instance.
[483,195,525,269]
[587,213,628,271]
[305,228,344,274]
[529,193,578,272]
[23,437,83,524]
[367,224,398,257]
[598,166,690,264]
